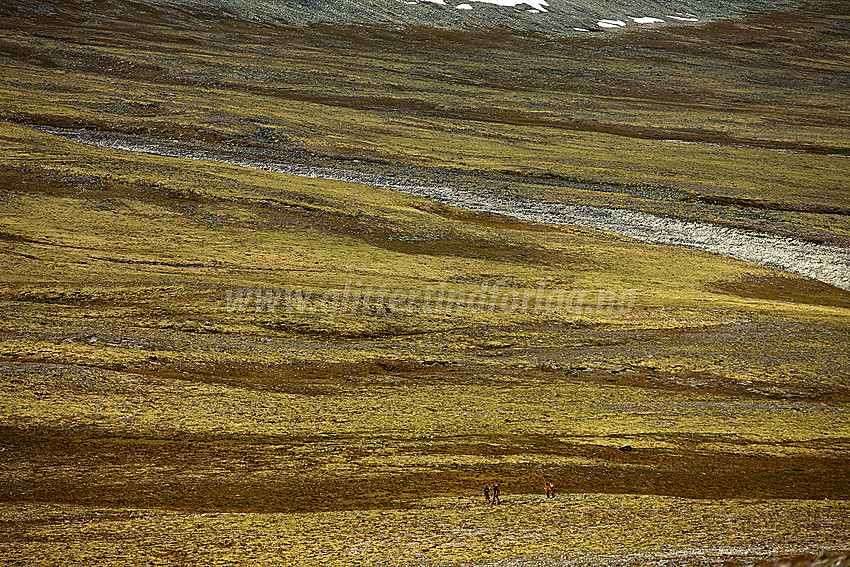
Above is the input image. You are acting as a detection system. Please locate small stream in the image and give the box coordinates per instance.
[44,127,850,291]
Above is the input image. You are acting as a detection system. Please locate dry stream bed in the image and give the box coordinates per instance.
[42,126,850,291]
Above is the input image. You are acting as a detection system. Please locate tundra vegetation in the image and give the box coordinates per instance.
[0,0,848,565]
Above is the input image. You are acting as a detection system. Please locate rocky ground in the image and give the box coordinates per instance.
[1,0,798,36]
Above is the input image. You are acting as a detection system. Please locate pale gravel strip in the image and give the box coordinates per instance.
[45,127,850,291]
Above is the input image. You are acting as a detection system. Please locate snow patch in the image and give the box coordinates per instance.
[629,16,665,24]
[419,0,446,3]
[667,13,698,21]
[455,3,473,8]
[469,0,549,13]
[597,19,626,28]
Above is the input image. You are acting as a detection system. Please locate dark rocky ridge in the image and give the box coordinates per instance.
[5,0,799,36]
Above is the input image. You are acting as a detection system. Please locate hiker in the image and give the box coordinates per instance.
[492,483,501,504]
[545,482,551,498]
[483,485,491,502]
[549,482,555,498]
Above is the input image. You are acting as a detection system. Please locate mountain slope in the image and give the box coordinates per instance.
[3,0,797,35]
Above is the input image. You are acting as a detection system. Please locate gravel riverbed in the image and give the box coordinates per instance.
[46,127,850,291]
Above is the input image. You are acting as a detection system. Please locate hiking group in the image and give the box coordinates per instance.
[482,481,555,504]
[482,484,501,505]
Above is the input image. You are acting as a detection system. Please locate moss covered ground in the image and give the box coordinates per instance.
[0,1,849,565]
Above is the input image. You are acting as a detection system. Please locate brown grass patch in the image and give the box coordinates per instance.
[711,275,850,310]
